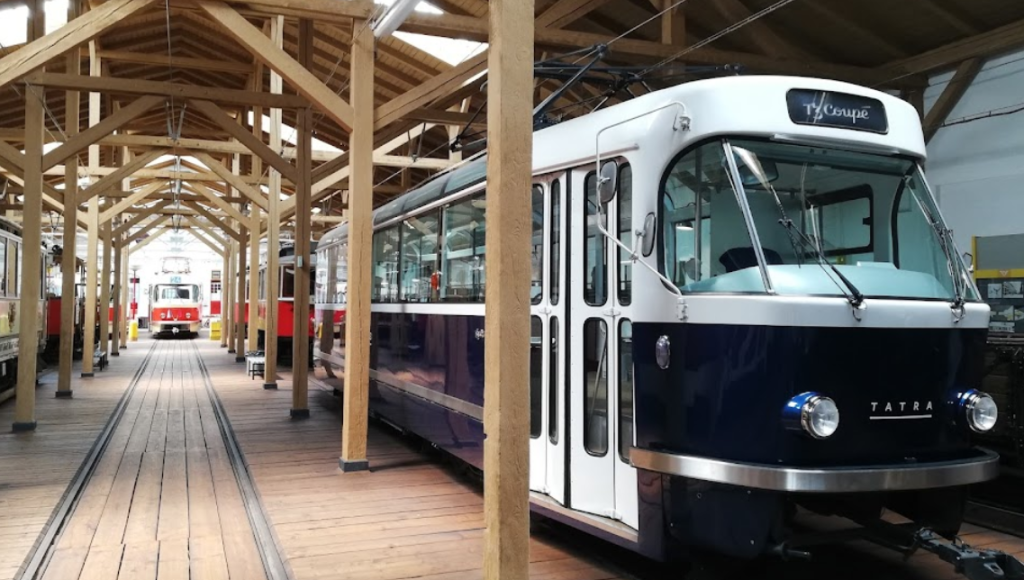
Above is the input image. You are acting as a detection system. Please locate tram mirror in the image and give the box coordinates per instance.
[641,213,657,257]
[963,252,974,272]
[598,160,619,204]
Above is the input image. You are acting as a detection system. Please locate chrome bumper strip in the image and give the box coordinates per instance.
[630,447,1000,493]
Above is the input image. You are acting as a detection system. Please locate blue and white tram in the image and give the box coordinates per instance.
[314,76,1008,568]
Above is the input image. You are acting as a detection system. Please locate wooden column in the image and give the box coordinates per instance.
[221,248,229,347]
[82,41,101,377]
[57,25,80,397]
[483,0,534,577]
[247,211,259,351]
[291,17,314,418]
[98,224,111,357]
[263,14,284,390]
[119,247,128,349]
[339,19,374,472]
[111,230,122,356]
[225,239,235,350]
[13,85,45,431]
[235,223,248,361]
[82,198,99,376]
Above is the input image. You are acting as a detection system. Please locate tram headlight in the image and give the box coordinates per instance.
[960,390,998,433]
[783,392,840,440]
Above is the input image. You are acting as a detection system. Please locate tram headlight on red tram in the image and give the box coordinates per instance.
[782,392,840,440]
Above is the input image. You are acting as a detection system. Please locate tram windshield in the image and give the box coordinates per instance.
[661,139,978,301]
[154,284,198,302]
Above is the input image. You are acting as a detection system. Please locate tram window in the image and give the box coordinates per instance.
[548,317,559,444]
[583,318,608,456]
[441,194,486,302]
[282,267,295,298]
[372,226,400,303]
[617,164,632,306]
[531,185,544,305]
[399,212,439,303]
[550,180,561,307]
[618,319,633,463]
[334,243,348,304]
[530,316,542,439]
[0,239,7,295]
[11,242,20,298]
[584,173,607,306]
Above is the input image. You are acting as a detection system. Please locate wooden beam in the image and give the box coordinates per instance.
[13,82,45,431]
[247,209,260,349]
[190,150,269,212]
[235,216,247,358]
[23,72,309,109]
[887,19,1024,77]
[189,99,298,183]
[923,58,984,143]
[99,181,166,223]
[95,49,253,74]
[43,95,164,171]
[263,14,284,389]
[373,155,453,170]
[0,141,65,213]
[99,223,112,356]
[82,196,99,376]
[184,201,244,243]
[405,107,484,127]
[708,0,808,59]
[185,216,228,249]
[185,179,251,224]
[113,201,172,238]
[77,148,168,204]
[0,0,157,89]
[111,230,122,355]
[536,0,612,28]
[340,19,374,473]
[127,222,171,253]
[375,51,488,131]
[188,226,227,255]
[484,0,533,577]
[196,0,355,132]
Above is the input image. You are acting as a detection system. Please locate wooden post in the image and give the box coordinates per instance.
[247,211,259,351]
[82,198,99,377]
[111,230,122,356]
[483,0,534,578]
[13,85,45,431]
[57,21,80,397]
[225,239,235,350]
[221,248,229,347]
[235,222,248,361]
[339,19,374,472]
[263,14,284,390]
[119,245,128,349]
[98,223,111,357]
[291,17,314,419]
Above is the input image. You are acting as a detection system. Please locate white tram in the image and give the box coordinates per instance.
[313,76,1019,575]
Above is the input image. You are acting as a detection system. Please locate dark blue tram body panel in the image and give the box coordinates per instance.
[631,322,987,467]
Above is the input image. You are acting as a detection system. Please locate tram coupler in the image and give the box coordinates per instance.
[907,529,1024,580]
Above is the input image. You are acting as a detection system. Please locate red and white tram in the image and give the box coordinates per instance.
[148,256,202,338]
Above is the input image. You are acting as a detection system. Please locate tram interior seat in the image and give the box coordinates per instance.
[719,247,783,273]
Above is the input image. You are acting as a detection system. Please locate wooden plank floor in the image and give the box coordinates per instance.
[197,339,1024,580]
[0,344,146,580]
[17,338,267,580]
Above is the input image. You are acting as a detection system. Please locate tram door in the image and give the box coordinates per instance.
[568,163,638,527]
[529,176,566,505]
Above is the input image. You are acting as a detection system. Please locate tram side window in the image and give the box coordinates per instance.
[618,319,633,463]
[0,239,6,296]
[583,318,608,456]
[441,194,486,302]
[617,164,632,306]
[531,185,544,305]
[282,266,295,299]
[372,227,399,303]
[11,241,20,298]
[530,316,542,438]
[315,250,328,304]
[550,179,561,307]
[662,142,745,289]
[584,173,607,306]
[548,317,559,444]
[334,243,348,304]
[399,212,439,303]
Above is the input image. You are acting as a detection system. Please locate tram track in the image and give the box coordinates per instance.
[15,339,289,580]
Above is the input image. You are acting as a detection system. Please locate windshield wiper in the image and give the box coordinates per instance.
[901,174,965,311]
[778,217,865,308]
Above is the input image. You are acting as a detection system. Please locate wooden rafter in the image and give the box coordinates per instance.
[923,58,983,142]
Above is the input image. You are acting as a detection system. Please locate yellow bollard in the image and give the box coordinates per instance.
[209,319,221,340]
[129,320,138,341]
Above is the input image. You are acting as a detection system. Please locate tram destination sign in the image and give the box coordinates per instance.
[786,89,888,134]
